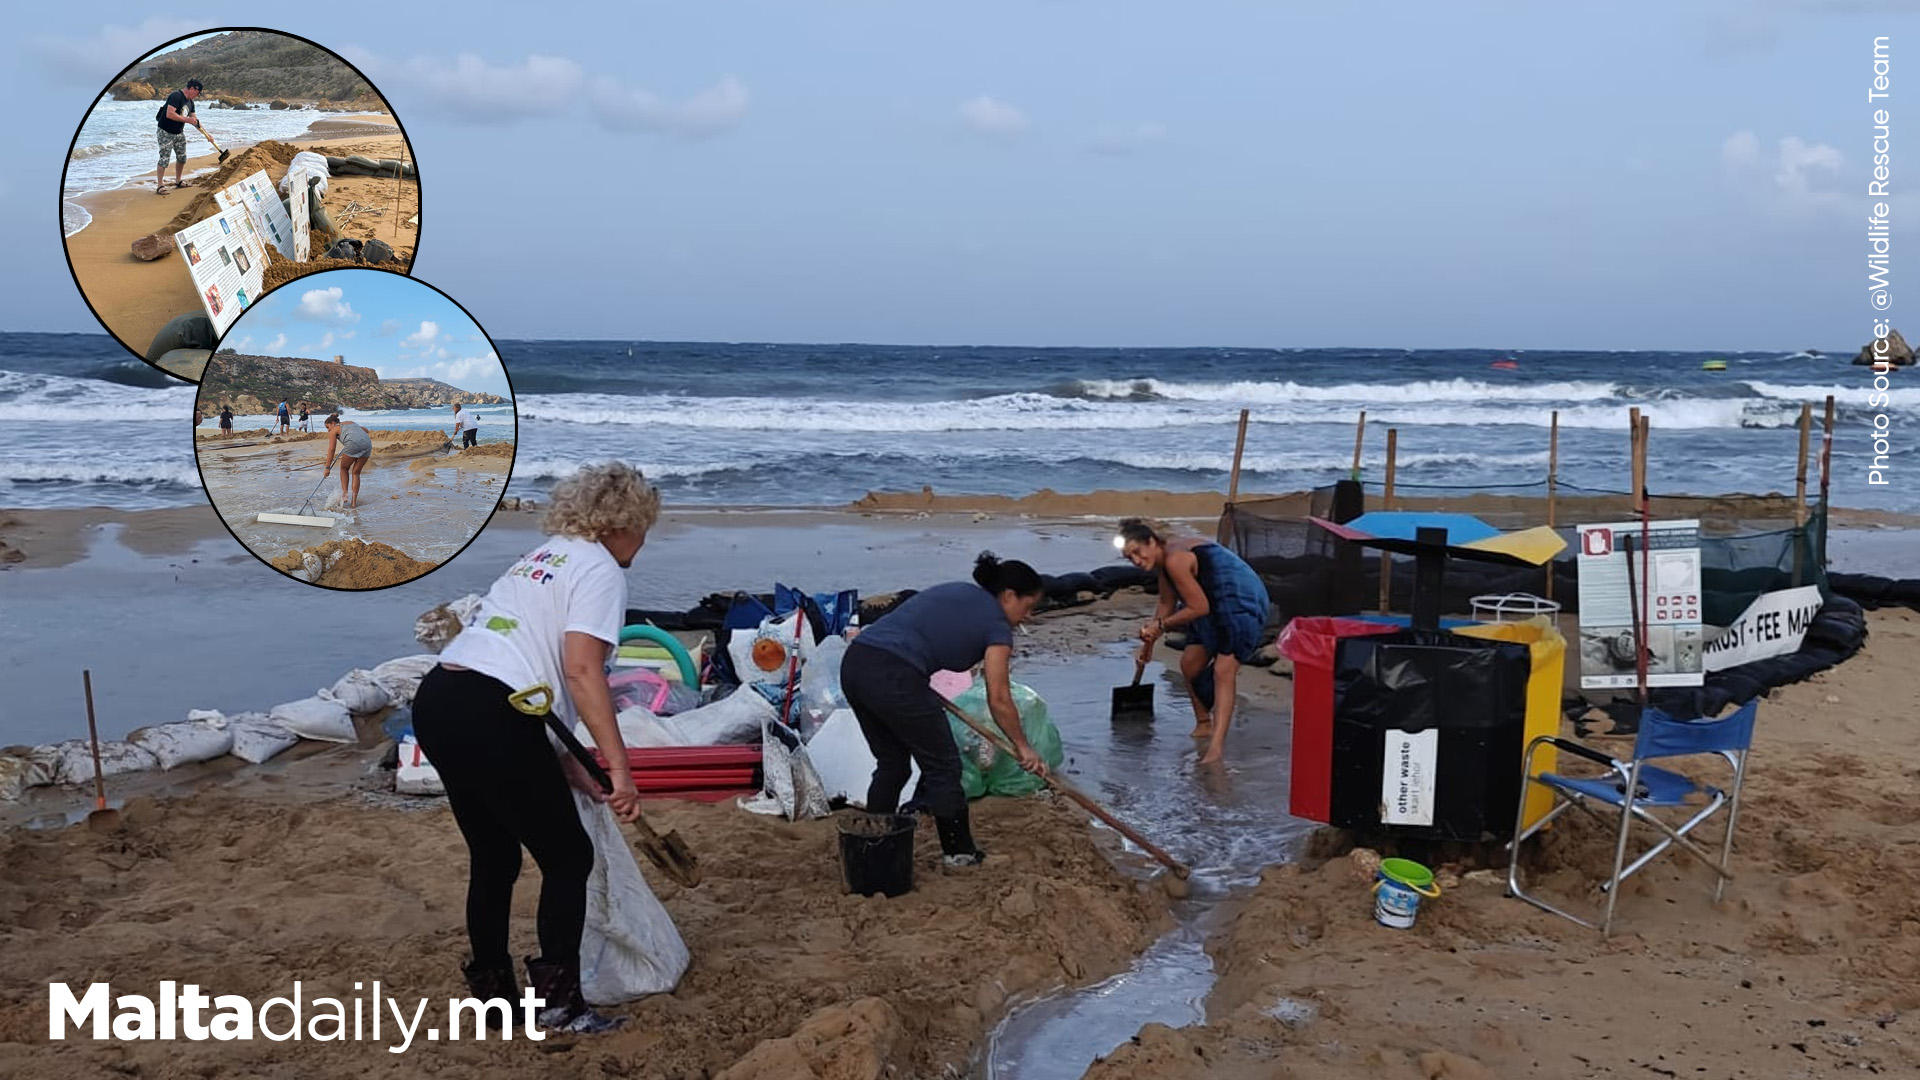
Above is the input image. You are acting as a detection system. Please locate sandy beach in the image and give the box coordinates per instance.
[64,117,418,370]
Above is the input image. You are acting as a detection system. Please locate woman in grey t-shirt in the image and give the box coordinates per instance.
[321,414,373,509]
[840,551,1049,867]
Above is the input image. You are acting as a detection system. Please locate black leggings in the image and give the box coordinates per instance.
[462,428,478,448]
[411,665,595,970]
[839,642,965,819]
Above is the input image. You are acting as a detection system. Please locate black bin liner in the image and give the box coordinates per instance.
[1330,630,1533,841]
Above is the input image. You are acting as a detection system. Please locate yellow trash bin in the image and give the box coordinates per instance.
[1456,617,1565,831]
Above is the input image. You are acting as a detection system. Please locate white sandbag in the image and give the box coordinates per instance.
[322,668,393,715]
[370,655,440,706]
[279,150,331,198]
[268,696,356,743]
[228,715,301,764]
[576,706,695,751]
[394,736,445,796]
[187,708,225,724]
[729,609,815,688]
[0,752,55,801]
[128,717,233,770]
[805,708,919,807]
[53,740,158,786]
[414,593,484,652]
[573,790,689,1004]
[669,686,776,746]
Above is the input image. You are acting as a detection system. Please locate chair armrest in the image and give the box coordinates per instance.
[1531,736,1621,770]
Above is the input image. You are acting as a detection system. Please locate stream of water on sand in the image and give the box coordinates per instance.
[977,649,1314,1079]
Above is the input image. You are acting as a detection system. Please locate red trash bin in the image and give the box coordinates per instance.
[1277,617,1400,823]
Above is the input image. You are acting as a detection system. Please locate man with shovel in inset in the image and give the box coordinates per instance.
[155,79,205,195]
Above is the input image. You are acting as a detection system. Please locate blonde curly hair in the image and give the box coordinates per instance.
[542,462,661,541]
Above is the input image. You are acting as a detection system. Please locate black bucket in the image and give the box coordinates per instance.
[837,811,917,898]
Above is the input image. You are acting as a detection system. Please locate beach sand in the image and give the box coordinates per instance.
[0,497,1914,1075]
[65,118,418,370]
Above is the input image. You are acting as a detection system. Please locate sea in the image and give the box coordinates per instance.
[2,332,1915,515]
[62,97,338,237]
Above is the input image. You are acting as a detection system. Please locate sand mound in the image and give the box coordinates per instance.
[0,787,1166,1077]
[195,427,274,441]
[160,141,301,237]
[453,441,514,460]
[267,537,437,589]
[260,249,408,292]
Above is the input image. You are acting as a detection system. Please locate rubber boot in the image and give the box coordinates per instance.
[524,957,625,1035]
[460,958,517,1033]
[933,808,986,868]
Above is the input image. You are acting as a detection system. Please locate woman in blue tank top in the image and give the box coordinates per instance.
[1118,517,1271,766]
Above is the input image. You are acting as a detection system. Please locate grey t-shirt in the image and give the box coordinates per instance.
[855,581,1013,675]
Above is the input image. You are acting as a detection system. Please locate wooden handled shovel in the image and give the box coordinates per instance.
[197,124,230,164]
[1109,643,1155,721]
[940,697,1189,883]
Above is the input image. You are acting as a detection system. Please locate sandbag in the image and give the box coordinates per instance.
[53,740,158,785]
[323,669,393,714]
[576,706,695,750]
[670,685,777,746]
[228,714,301,764]
[949,679,1064,798]
[128,717,233,770]
[268,696,356,743]
[363,238,396,264]
[145,312,216,363]
[415,593,484,652]
[394,736,444,795]
[371,655,440,706]
[573,790,689,1003]
[279,151,330,199]
[0,752,55,801]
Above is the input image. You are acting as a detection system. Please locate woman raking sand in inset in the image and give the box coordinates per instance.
[321,414,372,509]
[1118,517,1272,766]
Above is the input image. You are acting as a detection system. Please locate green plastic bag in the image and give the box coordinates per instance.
[948,679,1064,797]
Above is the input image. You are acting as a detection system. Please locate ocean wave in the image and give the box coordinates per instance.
[505,457,761,481]
[1744,380,1920,406]
[0,370,196,422]
[69,140,133,160]
[1081,449,1555,475]
[1063,377,1628,405]
[0,461,202,487]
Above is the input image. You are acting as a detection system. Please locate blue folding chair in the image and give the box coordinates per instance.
[1507,700,1757,936]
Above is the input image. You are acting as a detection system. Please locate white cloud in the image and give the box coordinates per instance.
[1722,130,1847,219]
[268,333,287,352]
[233,335,252,351]
[1085,122,1167,157]
[402,321,440,348]
[437,347,450,359]
[376,318,402,337]
[33,19,203,85]
[340,49,584,122]
[296,286,359,324]
[960,96,1028,138]
[590,75,750,137]
[438,352,499,385]
[318,332,335,350]
[341,331,356,340]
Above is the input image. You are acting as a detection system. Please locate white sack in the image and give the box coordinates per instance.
[228,715,301,764]
[53,740,158,786]
[575,706,695,751]
[805,708,919,807]
[279,150,331,198]
[574,790,689,1004]
[669,686,776,746]
[129,717,233,770]
[268,696,356,743]
[0,753,55,801]
[322,668,393,715]
[370,655,440,706]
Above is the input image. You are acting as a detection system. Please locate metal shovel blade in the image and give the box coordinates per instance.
[630,813,703,887]
[1111,654,1155,720]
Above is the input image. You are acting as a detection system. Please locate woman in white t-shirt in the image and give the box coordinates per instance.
[412,462,658,1035]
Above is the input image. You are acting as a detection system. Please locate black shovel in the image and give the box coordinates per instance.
[1110,643,1155,721]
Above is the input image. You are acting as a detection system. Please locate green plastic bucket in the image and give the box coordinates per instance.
[1373,858,1440,929]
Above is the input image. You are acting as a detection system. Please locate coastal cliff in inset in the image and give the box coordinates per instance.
[110,30,384,109]
[202,352,505,414]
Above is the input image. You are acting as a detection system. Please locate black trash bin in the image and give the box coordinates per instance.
[837,811,917,897]
[1329,629,1532,841]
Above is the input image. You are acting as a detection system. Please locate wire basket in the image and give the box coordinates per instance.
[1469,593,1562,623]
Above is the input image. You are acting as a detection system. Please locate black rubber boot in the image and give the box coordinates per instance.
[460,958,518,1033]
[933,808,986,867]
[524,957,624,1035]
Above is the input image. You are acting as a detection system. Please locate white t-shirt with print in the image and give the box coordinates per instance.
[439,535,626,724]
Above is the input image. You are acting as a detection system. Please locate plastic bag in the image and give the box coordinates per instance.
[573,790,689,1003]
[670,685,776,746]
[129,717,233,770]
[229,715,301,764]
[609,668,701,717]
[948,679,1065,798]
[797,635,850,741]
[739,721,831,821]
[268,696,356,743]
[322,669,393,715]
[573,706,695,750]
[371,655,440,706]
[53,740,158,785]
[729,609,812,688]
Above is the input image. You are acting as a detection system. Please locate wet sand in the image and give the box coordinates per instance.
[65,117,417,366]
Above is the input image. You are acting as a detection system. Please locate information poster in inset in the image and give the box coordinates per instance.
[173,207,266,337]
[214,169,297,260]
[1576,519,1705,689]
[289,176,311,262]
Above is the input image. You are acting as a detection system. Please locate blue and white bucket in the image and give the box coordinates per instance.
[1372,858,1441,929]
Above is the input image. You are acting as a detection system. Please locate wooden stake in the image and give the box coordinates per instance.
[1793,402,1813,585]
[1545,410,1560,602]
[1378,428,1398,614]
[1350,411,1367,481]
[1225,408,1250,504]
[1818,395,1836,570]
[1628,408,1643,514]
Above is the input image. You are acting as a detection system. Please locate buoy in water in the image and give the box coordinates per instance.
[1702,359,1728,372]
[1490,360,1519,370]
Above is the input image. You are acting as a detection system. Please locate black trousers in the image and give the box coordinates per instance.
[462,428,478,448]
[839,641,965,820]
[412,665,595,971]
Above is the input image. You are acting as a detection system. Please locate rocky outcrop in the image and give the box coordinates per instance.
[1854,328,1913,367]
[269,99,292,110]
[203,353,504,413]
[110,81,158,101]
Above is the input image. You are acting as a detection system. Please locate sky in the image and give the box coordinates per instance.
[221,269,510,397]
[7,1,1917,350]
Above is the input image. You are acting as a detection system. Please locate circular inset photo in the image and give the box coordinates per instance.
[193,269,515,590]
[61,28,421,383]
